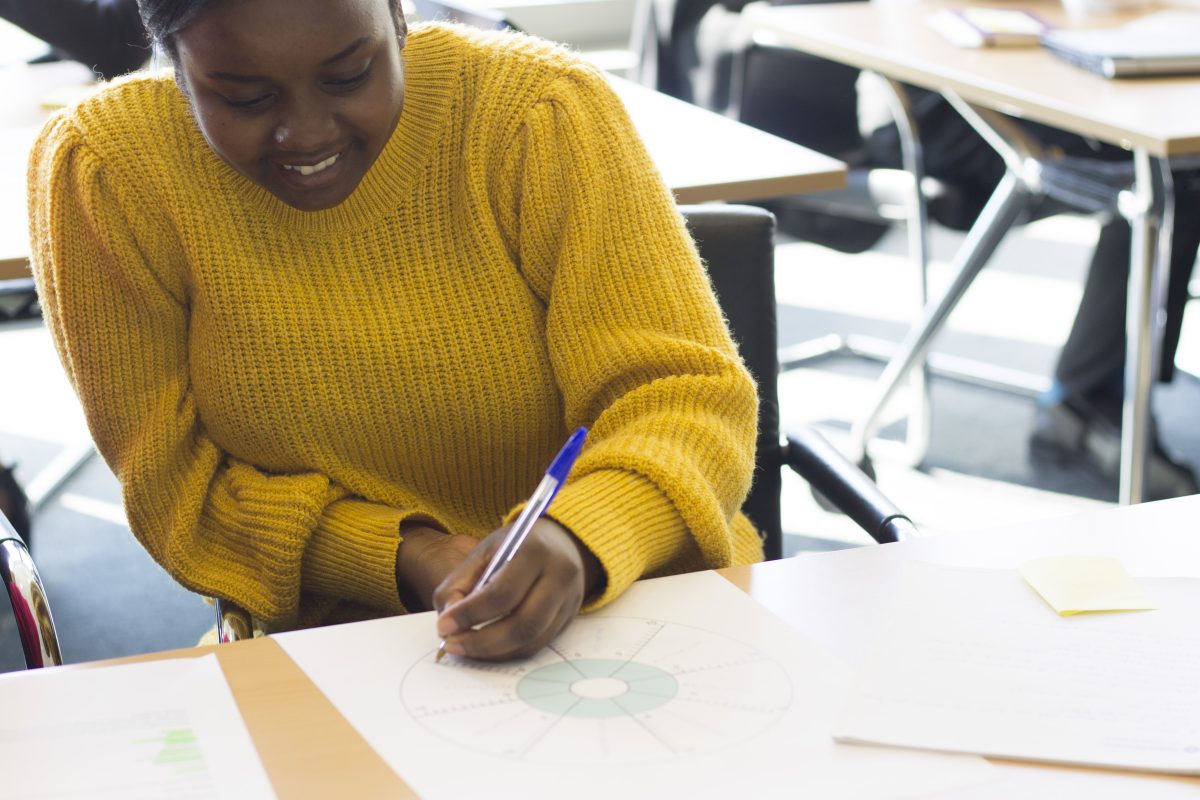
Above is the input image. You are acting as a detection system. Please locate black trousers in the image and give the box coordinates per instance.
[1057,175,1200,395]
[868,88,1199,399]
[0,0,148,78]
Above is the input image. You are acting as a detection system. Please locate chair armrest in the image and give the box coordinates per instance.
[214,597,256,643]
[0,515,62,669]
[782,426,920,544]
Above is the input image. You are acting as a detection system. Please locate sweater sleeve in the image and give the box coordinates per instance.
[28,115,423,627]
[494,64,761,608]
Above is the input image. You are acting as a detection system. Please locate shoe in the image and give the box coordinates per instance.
[1030,392,1200,500]
[0,463,32,544]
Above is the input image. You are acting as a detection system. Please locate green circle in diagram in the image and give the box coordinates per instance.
[516,658,678,718]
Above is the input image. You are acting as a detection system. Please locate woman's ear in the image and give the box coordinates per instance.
[392,6,408,49]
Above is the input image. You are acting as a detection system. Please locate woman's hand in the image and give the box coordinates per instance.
[394,524,478,612]
[433,518,603,661]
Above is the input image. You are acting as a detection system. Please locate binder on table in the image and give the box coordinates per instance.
[1041,11,1200,78]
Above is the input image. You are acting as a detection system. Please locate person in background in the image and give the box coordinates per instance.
[28,0,761,660]
[0,0,148,78]
[862,86,1199,500]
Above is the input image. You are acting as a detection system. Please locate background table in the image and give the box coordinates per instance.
[0,62,845,282]
[747,0,1200,504]
[747,1,1200,156]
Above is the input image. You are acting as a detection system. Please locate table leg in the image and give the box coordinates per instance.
[1118,150,1172,504]
[850,91,1045,462]
[877,73,933,465]
[850,169,1031,457]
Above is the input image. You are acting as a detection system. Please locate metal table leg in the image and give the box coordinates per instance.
[1118,150,1172,504]
[849,91,1050,461]
[849,170,1031,457]
[878,74,933,465]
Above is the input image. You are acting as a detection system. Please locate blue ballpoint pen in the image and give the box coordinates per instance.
[435,427,588,662]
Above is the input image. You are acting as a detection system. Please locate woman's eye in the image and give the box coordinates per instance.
[325,68,370,92]
[225,93,275,111]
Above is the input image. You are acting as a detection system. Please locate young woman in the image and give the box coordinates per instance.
[28,0,762,660]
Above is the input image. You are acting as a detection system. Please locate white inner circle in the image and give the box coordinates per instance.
[569,677,628,699]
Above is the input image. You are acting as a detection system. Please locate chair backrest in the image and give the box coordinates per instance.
[680,205,783,560]
[682,205,919,552]
[0,510,61,670]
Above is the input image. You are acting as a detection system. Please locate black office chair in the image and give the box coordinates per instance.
[681,204,918,557]
[0,508,62,670]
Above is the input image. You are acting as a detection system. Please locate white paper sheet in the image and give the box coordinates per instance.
[836,561,1200,774]
[0,654,275,799]
[276,570,994,799]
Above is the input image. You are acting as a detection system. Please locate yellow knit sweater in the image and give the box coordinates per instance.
[28,23,761,629]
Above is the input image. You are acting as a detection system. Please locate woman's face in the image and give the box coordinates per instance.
[174,0,406,211]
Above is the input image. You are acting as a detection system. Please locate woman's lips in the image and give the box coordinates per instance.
[281,152,340,176]
[273,150,346,191]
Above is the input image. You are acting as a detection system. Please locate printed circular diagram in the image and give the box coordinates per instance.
[400,616,792,764]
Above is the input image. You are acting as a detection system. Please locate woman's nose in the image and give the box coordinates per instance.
[273,97,338,153]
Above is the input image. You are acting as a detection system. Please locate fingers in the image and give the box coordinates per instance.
[434,520,589,661]
[443,575,581,661]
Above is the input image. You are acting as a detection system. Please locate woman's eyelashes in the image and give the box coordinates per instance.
[222,67,373,110]
[324,67,372,92]
[224,91,276,111]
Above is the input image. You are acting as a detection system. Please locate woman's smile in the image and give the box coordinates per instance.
[273,147,350,193]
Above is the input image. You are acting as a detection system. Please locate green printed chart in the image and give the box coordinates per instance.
[137,726,208,776]
[400,617,792,764]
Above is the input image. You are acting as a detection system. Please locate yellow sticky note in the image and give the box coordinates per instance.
[1020,556,1155,616]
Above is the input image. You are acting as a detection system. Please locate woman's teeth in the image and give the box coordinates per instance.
[283,153,339,176]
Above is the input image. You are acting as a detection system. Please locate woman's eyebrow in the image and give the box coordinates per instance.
[320,37,370,66]
[206,37,370,82]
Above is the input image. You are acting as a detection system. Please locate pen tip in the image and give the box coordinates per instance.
[435,645,446,663]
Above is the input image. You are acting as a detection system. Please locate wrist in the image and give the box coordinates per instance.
[567,531,605,601]
[394,523,444,611]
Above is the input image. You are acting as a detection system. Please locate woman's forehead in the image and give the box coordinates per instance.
[176,0,396,69]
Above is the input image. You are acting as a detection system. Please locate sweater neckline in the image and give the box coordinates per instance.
[233,24,459,233]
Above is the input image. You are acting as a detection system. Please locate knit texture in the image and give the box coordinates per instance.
[28,23,762,629]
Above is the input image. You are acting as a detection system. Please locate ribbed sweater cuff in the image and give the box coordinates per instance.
[542,470,688,611]
[303,499,407,614]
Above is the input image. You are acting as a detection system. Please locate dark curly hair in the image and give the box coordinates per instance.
[136,0,404,57]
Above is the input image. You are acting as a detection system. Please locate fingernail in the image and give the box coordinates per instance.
[444,639,465,657]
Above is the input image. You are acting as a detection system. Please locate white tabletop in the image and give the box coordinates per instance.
[724,493,1200,798]
[610,75,847,202]
[747,0,1200,157]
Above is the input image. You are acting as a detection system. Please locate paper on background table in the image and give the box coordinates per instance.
[276,570,994,799]
[0,654,276,799]
[1020,555,1155,615]
[835,561,1200,775]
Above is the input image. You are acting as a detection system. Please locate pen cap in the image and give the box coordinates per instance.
[546,427,588,485]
